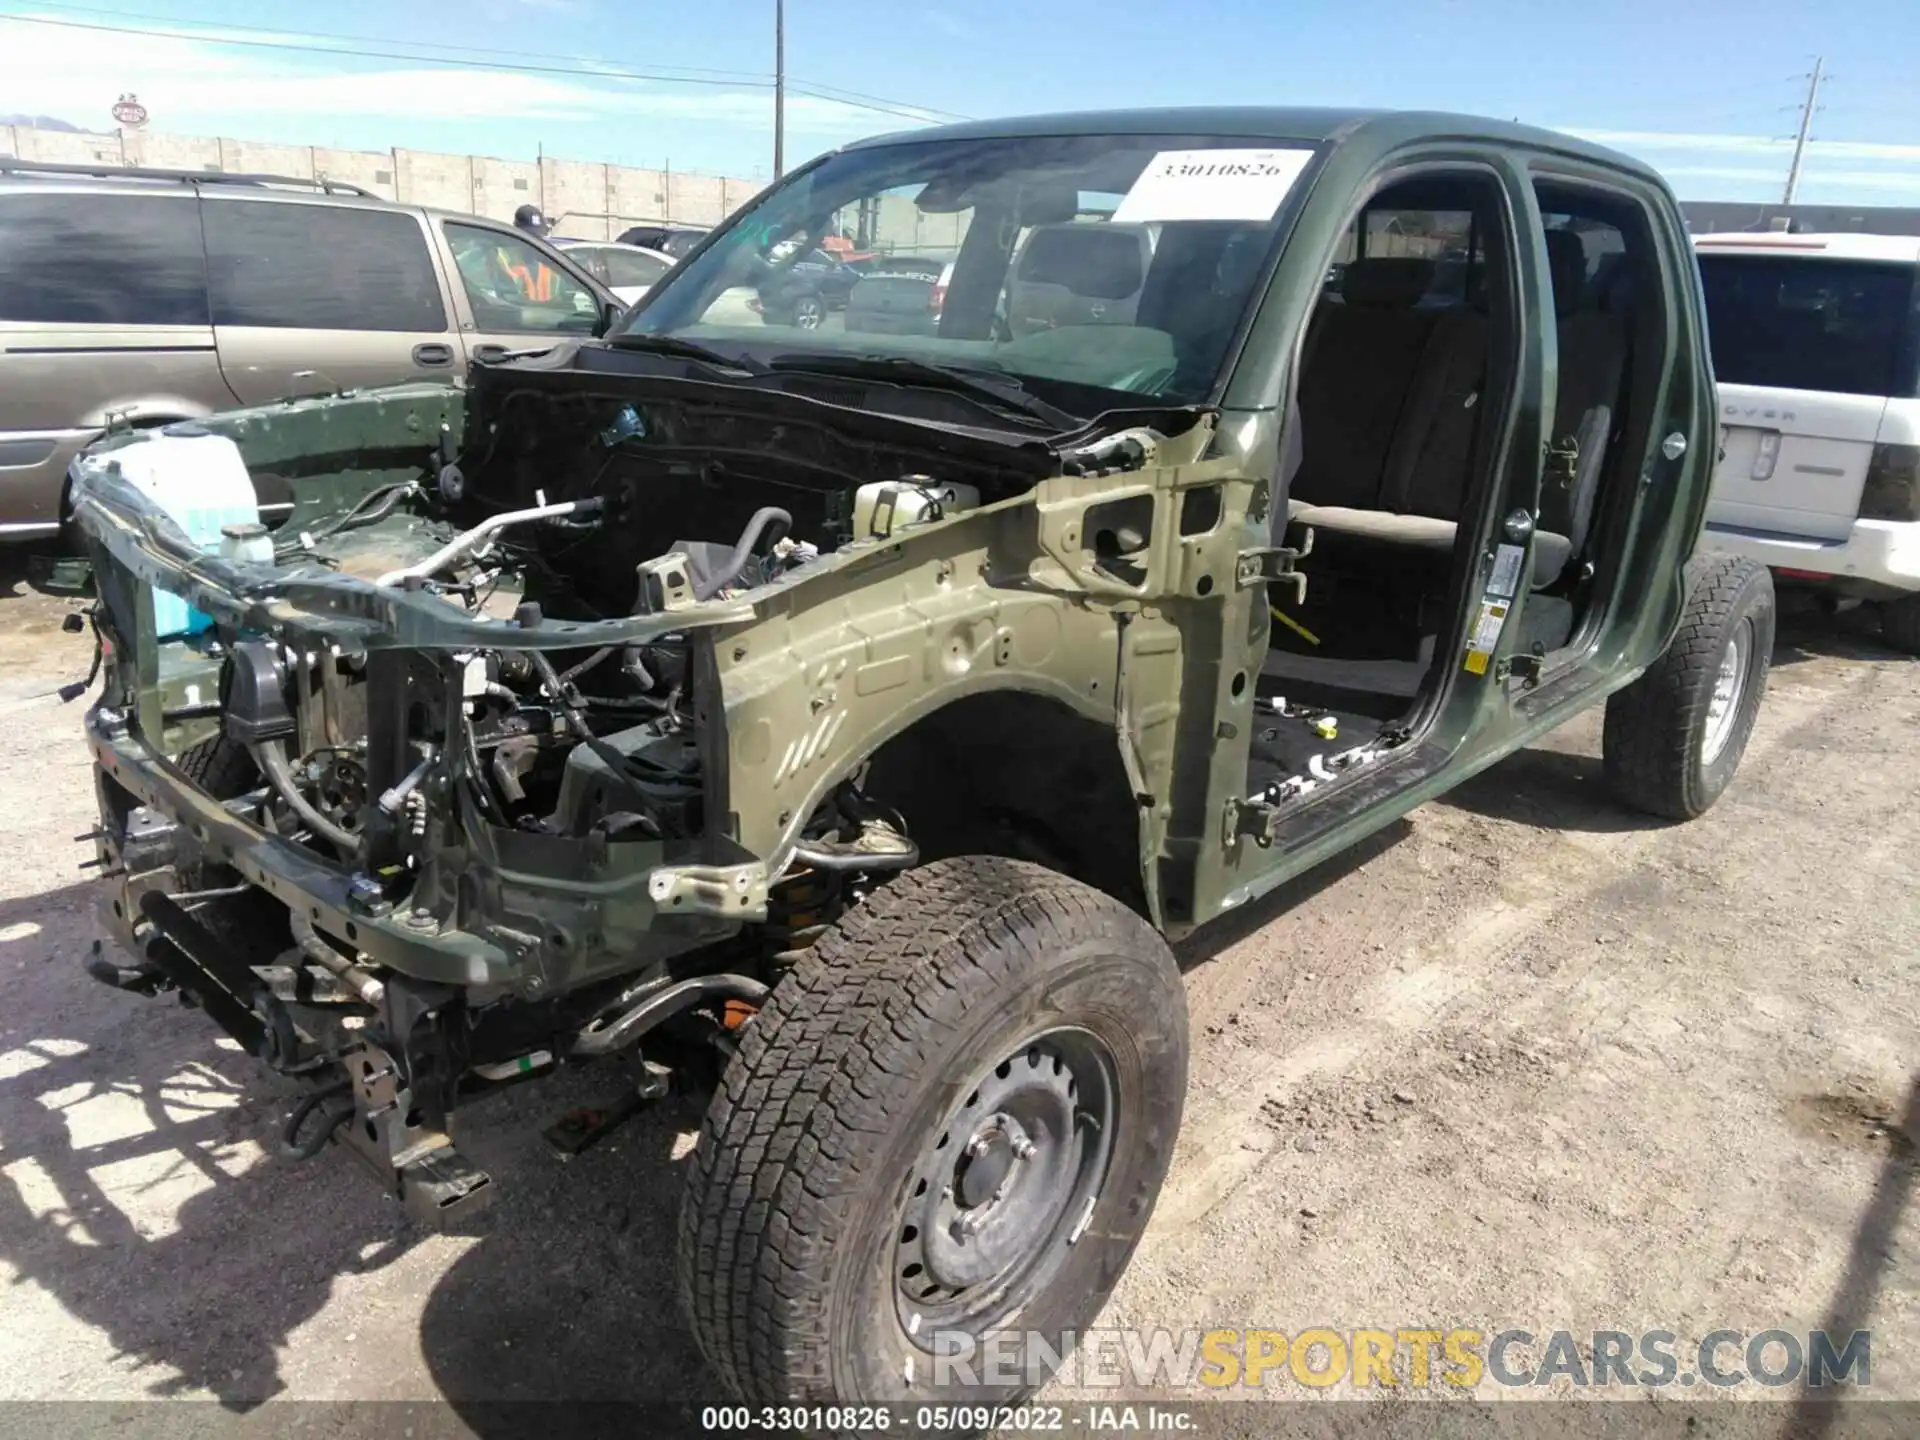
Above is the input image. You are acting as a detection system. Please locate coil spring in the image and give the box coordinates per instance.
[765,865,841,967]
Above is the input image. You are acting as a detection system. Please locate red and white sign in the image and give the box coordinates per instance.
[112,94,148,129]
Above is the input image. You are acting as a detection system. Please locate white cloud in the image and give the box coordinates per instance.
[0,15,899,136]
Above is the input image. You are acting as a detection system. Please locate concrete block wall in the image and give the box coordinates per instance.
[0,123,757,236]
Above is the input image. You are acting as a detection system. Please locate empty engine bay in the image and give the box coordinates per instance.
[202,353,1078,879]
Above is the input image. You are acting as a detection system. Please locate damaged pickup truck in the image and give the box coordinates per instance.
[65,108,1773,1408]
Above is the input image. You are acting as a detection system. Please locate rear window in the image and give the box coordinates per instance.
[1016,227,1145,299]
[0,193,209,326]
[203,200,447,332]
[1697,254,1916,397]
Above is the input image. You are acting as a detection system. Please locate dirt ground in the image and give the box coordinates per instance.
[0,558,1912,1431]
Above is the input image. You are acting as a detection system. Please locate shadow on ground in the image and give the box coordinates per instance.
[1439,744,1654,836]
[1172,819,1410,971]
[0,884,422,1412]
[1443,606,1914,835]
[0,878,717,1427]
[1790,1072,1920,1440]
[1771,603,1909,668]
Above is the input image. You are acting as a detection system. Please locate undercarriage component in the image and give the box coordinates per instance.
[572,973,770,1058]
[789,818,919,873]
[289,910,386,1006]
[83,937,165,995]
[338,1039,494,1223]
[136,890,274,1057]
[541,1061,672,1159]
[278,1080,355,1161]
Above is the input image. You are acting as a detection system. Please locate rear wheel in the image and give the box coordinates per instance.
[792,294,825,330]
[1603,554,1774,820]
[678,856,1186,1406]
[1879,593,1920,655]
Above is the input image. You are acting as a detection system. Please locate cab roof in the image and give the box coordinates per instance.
[844,106,1656,179]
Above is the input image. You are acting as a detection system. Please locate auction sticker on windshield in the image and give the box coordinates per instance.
[1111,148,1315,224]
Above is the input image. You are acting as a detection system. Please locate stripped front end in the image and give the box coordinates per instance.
[70,352,1252,1218]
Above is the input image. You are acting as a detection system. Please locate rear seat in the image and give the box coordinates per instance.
[1287,257,1441,516]
[1287,234,1630,593]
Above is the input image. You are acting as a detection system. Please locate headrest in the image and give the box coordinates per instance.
[1544,230,1588,316]
[1340,257,1436,308]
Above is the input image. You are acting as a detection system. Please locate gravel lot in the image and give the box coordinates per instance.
[0,559,1913,1431]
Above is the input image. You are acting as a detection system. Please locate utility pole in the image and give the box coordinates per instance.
[773,0,786,180]
[1783,55,1824,205]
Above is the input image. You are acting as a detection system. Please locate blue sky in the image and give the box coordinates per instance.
[3,0,1919,201]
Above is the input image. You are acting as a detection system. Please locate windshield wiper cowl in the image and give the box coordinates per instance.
[606,333,767,373]
[765,353,1077,431]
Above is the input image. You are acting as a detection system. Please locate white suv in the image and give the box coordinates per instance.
[1693,232,1920,650]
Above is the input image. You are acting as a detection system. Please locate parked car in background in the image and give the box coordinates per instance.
[1003,220,1156,335]
[552,239,675,306]
[614,224,708,258]
[842,256,951,336]
[1692,232,1920,651]
[755,247,865,328]
[0,157,618,546]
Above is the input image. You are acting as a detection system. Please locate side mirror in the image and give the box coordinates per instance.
[594,297,626,337]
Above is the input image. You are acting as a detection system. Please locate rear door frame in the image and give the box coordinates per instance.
[1520,156,1705,697]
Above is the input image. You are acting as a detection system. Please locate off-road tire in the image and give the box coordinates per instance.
[678,856,1187,1406]
[1602,553,1774,821]
[1879,593,1920,655]
[175,737,258,799]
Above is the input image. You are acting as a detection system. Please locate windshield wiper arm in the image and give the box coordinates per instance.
[765,352,1076,430]
[606,333,766,372]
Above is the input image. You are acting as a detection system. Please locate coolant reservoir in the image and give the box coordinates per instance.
[105,431,260,637]
[852,477,981,540]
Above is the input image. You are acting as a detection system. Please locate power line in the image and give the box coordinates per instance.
[0,10,970,123]
[24,2,775,83]
[786,77,969,123]
[2,13,774,89]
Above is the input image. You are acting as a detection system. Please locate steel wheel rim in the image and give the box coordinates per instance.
[892,1027,1117,1350]
[1701,616,1751,765]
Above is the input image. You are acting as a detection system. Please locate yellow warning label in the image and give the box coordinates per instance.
[1464,650,1490,676]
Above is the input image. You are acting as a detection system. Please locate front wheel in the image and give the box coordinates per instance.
[1602,553,1775,820]
[677,856,1187,1407]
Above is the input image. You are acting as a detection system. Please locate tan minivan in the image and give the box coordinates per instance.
[0,159,620,543]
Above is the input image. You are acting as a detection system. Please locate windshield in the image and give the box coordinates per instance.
[616,133,1318,407]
